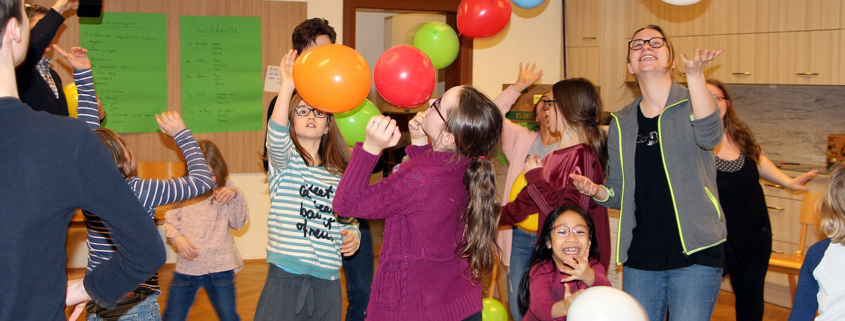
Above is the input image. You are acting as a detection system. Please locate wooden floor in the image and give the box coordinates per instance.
[67,260,792,321]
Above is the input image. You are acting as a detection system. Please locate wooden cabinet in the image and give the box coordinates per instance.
[565,0,599,47]
[710,33,779,84]
[566,46,601,84]
[776,30,840,85]
[710,0,776,34]
[774,0,840,32]
[659,0,711,36]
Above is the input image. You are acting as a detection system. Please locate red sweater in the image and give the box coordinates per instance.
[500,143,611,271]
[524,259,611,321]
[334,144,481,321]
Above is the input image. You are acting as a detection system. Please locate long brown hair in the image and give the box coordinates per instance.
[95,128,132,177]
[444,86,503,280]
[551,78,608,173]
[198,139,229,187]
[820,163,845,244]
[288,93,349,175]
[706,79,760,163]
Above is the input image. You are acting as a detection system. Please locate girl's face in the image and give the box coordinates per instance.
[546,210,591,268]
[422,86,461,150]
[543,91,564,134]
[291,100,329,140]
[536,91,552,132]
[706,84,729,120]
[208,166,217,187]
[627,28,671,76]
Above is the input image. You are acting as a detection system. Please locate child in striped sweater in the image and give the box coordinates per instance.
[66,47,213,321]
[254,49,360,321]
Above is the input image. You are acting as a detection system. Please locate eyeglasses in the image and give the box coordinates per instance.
[628,37,666,51]
[536,99,556,111]
[712,95,728,102]
[430,98,451,131]
[294,106,327,118]
[552,225,590,237]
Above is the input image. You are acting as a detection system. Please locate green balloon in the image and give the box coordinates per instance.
[413,22,460,69]
[335,99,380,147]
[481,298,508,321]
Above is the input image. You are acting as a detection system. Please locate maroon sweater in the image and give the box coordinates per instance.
[334,143,481,321]
[500,144,611,271]
[524,258,611,321]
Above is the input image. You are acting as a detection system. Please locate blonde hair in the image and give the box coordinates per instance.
[819,163,845,244]
[95,128,132,177]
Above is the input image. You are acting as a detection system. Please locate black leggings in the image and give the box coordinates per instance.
[462,311,482,321]
[725,255,770,321]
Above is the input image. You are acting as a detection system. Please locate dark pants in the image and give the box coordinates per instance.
[725,253,770,321]
[463,311,482,321]
[342,219,374,321]
[254,264,342,321]
[162,270,239,321]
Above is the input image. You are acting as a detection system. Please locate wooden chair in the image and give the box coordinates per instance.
[768,192,822,302]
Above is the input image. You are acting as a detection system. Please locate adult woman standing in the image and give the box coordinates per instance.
[571,25,726,321]
[707,79,816,321]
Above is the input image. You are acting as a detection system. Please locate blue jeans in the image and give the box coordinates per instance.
[86,292,161,321]
[623,265,722,321]
[342,220,374,321]
[162,270,239,321]
[507,228,537,321]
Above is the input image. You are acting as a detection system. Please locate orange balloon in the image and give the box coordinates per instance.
[292,44,372,113]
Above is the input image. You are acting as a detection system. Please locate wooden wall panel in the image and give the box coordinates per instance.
[30,0,306,173]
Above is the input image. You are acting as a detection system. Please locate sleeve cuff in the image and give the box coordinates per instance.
[593,185,612,203]
[525,167,543,184]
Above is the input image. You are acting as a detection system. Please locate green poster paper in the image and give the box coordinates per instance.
[80,13,168,133]
[180,16,263,133]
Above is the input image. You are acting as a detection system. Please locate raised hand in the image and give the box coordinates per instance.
[340,229,361,257]
[52,45,91,70]
[513,62,544,93]
[408,111,428,146]
[173,236,199,261]
[681,49,724,78]
[524,154,543,172]
[279,49,298,93]
[560,247,595,285]
[52,0,79,14]
[155,111,187,137]
[362,115,401,155]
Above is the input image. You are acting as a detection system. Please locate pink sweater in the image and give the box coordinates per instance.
[494,86,538,266]
[524,259,611,321]
[334,143,481,321]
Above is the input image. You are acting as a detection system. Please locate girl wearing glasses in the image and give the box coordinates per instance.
[334,85,503,321]
[707,79,816,321]
[571,25,726,321]
[500,78,611,275]
[255,49,361,321]
[517,205,611,320]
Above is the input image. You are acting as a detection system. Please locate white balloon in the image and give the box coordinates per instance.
[567,286,648,321]
[662,0,701,5]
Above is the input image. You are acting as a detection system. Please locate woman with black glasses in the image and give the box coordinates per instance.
[570,25,727,321]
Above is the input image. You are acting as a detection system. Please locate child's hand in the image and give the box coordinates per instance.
[408,111,428,146]
[552,283,585,318]
[173,236,199,261]
[53,45,91,70]
[560,249,595,285]
[362,115,401,155]
[279,49,297,93]
[570,174,600,197]
[513,62,543,93]
[340,229,360,257]
[524,154,543,172]
[681,48,724,78]
[155,111,187,137]
[213,187,236,205]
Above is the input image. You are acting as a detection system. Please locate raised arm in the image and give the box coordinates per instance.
[266,50,299,171]
[270,49,297,126]
[682,49,724,120]
[54,45,100,128]
[130,112,213,213]
[75,128,165,309]
[334,143,418,220]
[496,63,543,162]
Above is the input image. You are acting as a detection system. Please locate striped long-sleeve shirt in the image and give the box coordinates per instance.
[78,85,213,292]
[73,69,99,127]
[266,119,358,280]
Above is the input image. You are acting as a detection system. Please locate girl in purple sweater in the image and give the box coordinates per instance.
[518,205,611,321]
[334,86,503,321]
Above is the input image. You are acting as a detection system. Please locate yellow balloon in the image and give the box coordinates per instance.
[508,172,539,233]
[64,83,79,119]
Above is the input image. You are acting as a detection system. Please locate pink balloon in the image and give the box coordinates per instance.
[374,45,436,108]
[457,0,512,38]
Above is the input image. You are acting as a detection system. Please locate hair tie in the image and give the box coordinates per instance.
[588,121,600,127]
[478,155,487,159]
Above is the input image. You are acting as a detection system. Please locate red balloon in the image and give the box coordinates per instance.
[457,0,512,38]
[374,45,436,108]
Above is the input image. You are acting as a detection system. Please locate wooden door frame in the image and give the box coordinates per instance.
[343,0,472,87]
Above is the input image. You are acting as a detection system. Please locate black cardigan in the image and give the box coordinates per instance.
[16,9,69,116]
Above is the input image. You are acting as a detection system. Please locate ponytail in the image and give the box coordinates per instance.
[551,78,609,176]
[586,118,609,175]
[461,156,501,280]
